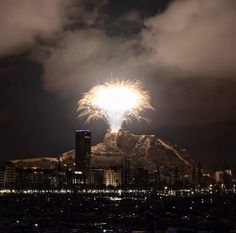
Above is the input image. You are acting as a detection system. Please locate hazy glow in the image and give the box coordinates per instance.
[78,80,153,132]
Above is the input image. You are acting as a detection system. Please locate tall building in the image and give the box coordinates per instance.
[0,162,16,188]
[75,130,91,180]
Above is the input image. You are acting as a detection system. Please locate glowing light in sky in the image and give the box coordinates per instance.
[77,80,153,132]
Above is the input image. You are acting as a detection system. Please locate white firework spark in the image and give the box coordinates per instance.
[77,80,154,132]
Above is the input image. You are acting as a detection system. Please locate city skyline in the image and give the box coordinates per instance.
[1,128,234,190]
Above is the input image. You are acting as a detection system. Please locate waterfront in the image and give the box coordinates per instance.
[0,190,236,233]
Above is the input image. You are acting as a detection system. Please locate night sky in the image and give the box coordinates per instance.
[0,0,236,171]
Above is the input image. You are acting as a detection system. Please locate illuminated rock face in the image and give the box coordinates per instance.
[91,130,195,174]
[11,157,58,169]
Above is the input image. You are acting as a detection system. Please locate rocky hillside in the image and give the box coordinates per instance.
[90,130,194,174]
[11,157,58,169]
[11,130,195,174]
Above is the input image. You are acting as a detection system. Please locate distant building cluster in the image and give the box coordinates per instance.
[214,169,233,187]
[0,162,60,189]
[0,130,234,190]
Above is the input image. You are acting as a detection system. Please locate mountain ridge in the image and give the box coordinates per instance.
[11,130,195,174]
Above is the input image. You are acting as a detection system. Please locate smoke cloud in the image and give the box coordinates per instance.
[42,29,146,95]
[0,0,70,57]
[142,0,236,77]
[1,0,236,126]
[42,0,236,93]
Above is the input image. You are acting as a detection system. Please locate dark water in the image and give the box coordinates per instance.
[0,191,236,233]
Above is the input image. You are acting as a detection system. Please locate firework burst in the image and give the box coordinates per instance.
[77,80,153,132]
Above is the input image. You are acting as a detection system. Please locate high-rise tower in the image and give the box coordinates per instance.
[75,130,91,178]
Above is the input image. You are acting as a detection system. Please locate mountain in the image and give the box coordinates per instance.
[90,130,194,174]
[11,157,58,169]
[61,130,195,174]
[12,130,195,174]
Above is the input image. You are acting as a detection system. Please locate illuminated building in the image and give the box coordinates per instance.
[104,169,121,187]
[214,171,223,183]
[89,168,122,187]
[225,169,232,176]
